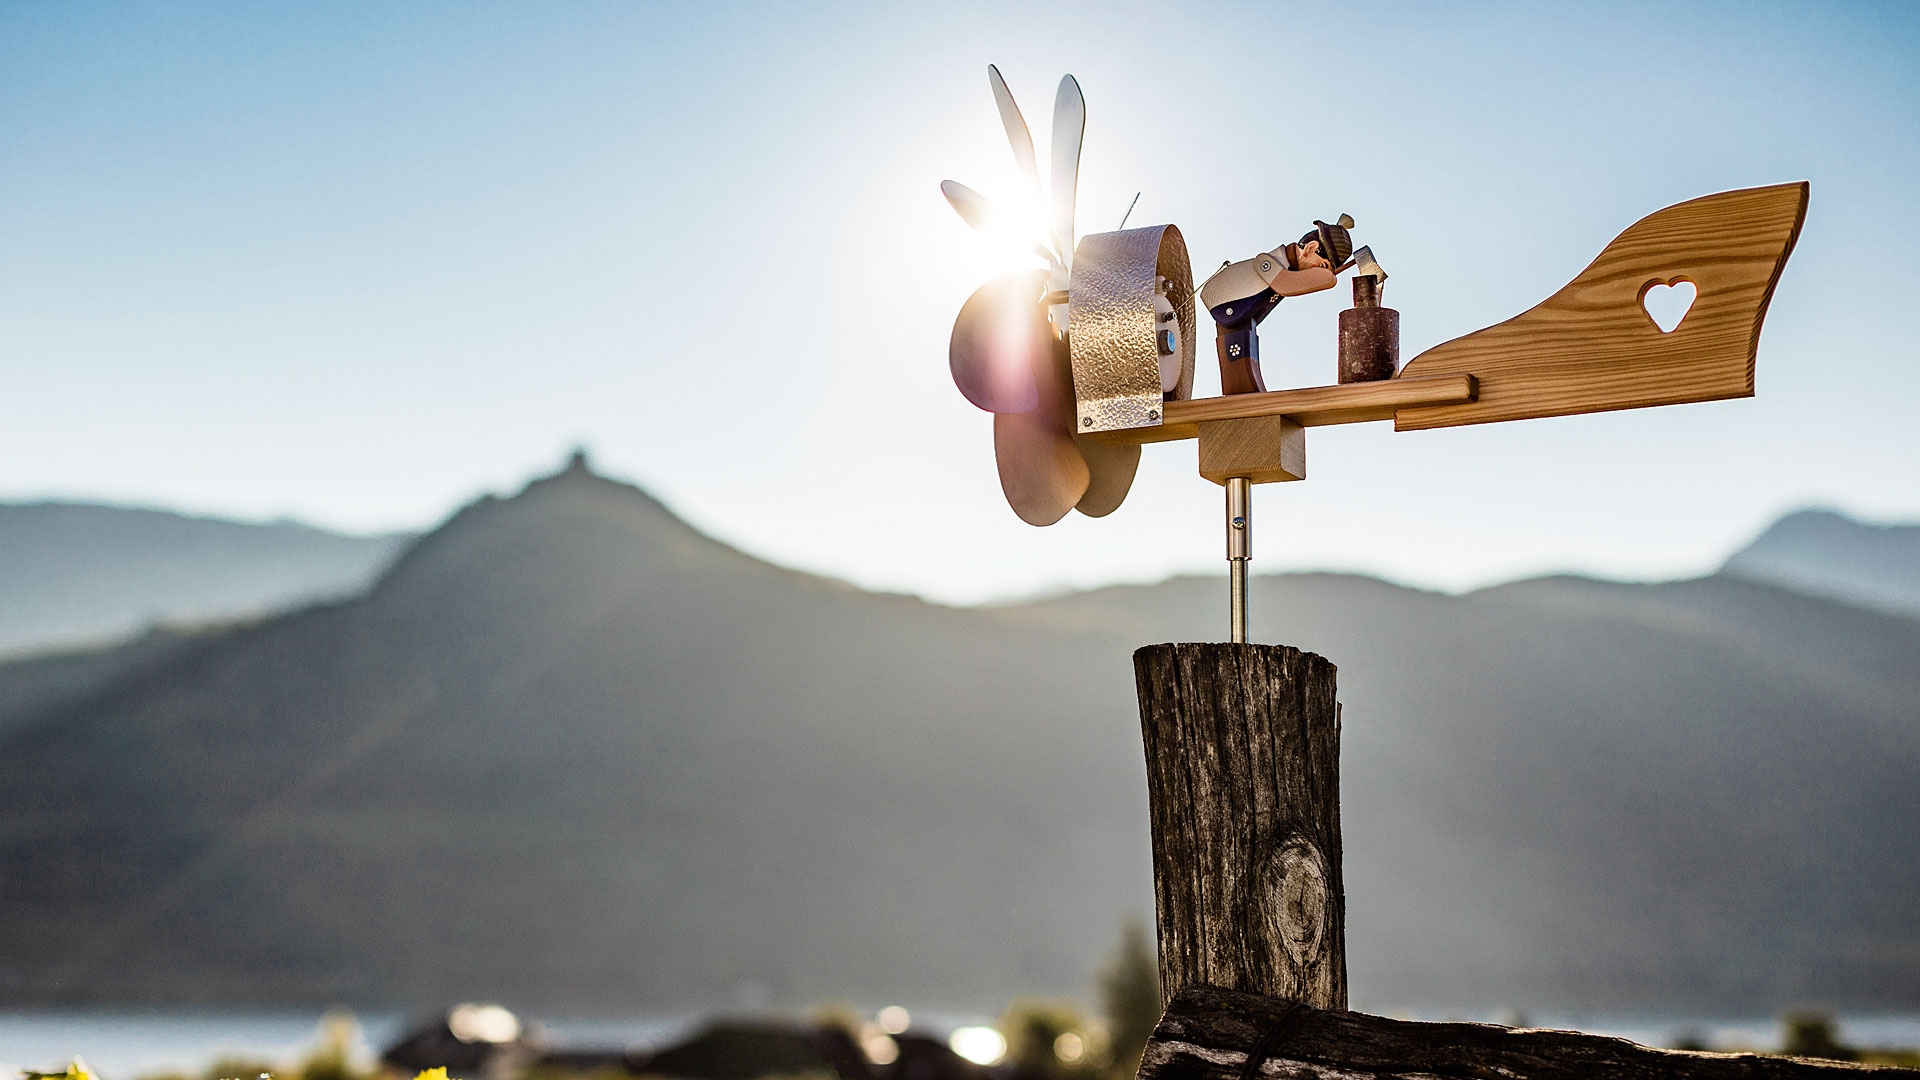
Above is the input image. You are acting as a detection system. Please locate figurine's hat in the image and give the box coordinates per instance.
[1302,214,1356,266]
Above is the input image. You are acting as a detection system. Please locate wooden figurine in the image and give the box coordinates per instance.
[1197,215,1353,395]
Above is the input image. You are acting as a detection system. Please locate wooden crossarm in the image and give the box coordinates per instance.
[1073,184,1803,490]
[1082,373,1478,446]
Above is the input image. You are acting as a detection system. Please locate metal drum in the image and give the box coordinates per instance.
[1067,224,1197,433]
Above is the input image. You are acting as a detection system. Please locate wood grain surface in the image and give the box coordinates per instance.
[1133,644,1345,1009]
[1074,435,1143,517]
[1140,985,1916,1080]
[1393,182,1808,431]
[1197,416,1306,485]
[1087,374,1477,446]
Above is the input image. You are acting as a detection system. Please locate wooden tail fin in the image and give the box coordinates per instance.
[1394,182,1808,431]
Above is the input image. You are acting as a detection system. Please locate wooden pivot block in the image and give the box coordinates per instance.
[1198,415,1304,485]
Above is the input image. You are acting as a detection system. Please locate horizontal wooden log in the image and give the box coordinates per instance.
[1141,985,1918,1080]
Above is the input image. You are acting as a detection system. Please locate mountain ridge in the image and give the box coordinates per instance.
[7,480,1915,660]
[0,498,411,659]
[0,461,1914,1015]
[1722,507,1920,618]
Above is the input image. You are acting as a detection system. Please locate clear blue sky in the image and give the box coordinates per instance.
[3,1,1916,604]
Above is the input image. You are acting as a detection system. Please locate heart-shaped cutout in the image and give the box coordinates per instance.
[1641,278,1697,333]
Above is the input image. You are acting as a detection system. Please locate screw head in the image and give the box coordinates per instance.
[1231,516,1246,529]
[1147,409,1160,421]
[1081,416,1093,427]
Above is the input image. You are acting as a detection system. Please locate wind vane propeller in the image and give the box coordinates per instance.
[942,65,1807,640]
[945,67,1162,527]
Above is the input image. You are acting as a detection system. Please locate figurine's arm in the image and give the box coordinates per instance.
[1266,240,1337,294]
[1199,242,1339,314]
[1198,239,1346,397]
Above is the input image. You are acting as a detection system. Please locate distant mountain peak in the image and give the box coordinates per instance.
[367,452,774,603]
[1721,506,1920,618]
[507,450,685,521]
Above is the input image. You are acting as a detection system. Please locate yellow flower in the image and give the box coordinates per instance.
[21,1059,93,1080]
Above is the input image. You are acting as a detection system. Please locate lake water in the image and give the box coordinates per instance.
[3,1010,1918,1080]
[0,1012,696,1079]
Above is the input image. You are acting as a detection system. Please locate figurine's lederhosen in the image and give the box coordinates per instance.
[1209,287,1284,395]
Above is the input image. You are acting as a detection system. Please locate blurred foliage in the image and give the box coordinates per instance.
[1666,1030,1710,1052]
[996,1000,1103,1080]
[1097,917,1161,1079]
[518,1067,628,1080]
[299,1011,367,1080]
[804,1000,864,1038]
[200,1059,279,1080]
[1776,1010,1920,1068]
[992,918,1162,1080]
[1781,1012,1858,1062]
[129,1013,390,1080]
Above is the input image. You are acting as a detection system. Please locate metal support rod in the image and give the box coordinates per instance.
[1226,476,1251,643]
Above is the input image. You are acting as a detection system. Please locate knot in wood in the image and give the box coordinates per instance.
[1263,838,1330,966]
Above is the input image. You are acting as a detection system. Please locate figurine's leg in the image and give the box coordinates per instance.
[1217,324,1266,395]
[1208,291,1280,396]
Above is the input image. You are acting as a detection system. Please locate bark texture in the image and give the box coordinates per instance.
[1141,985,1918,1080]
[1133,643,1343,1009]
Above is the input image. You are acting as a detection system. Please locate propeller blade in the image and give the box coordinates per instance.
[995,409,1089,527]
[993,323,1089,526]
[1073,437,1140,518]
[989,65,1070,261]
[987,66,1046,211]
[940,179,999,233]
[943,181,1066,271]
[949,270,1048,413]
[1051,74,1085,269]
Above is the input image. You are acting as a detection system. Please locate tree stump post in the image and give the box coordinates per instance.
[1129,650,1920,1080]
[1132,642,1344,1009]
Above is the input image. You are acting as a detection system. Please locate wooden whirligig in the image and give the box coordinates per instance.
[944,66,1807,642]
[942,67,1838,1077]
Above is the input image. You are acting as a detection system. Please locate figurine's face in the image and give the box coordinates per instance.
[1294,239,1331,271]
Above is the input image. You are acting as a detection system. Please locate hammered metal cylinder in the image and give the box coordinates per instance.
[1337,299,1399,384]
[1067,225,1196,432]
